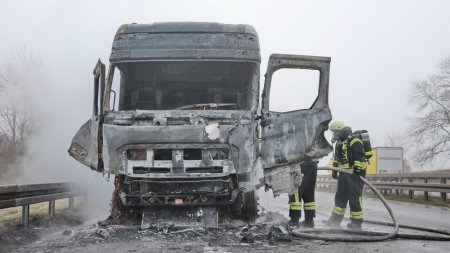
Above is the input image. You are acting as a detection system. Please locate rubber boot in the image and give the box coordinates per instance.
[289,218,300,228]
[300,218,314,228]
[322,214,343,227]
[301,210,315,228]
[347,220,362,229]
[289,210,301,227]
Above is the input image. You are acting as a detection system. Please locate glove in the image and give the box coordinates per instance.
[332,171,338,179]
[353,167,362,175]
[332,161,339,168]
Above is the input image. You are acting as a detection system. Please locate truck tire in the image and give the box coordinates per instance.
[231,191,243,217]
[242,190,258,222]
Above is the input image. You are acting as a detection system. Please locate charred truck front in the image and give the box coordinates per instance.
[69,22,332,226]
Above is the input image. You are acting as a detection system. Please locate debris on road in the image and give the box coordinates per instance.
[268,224,291,243]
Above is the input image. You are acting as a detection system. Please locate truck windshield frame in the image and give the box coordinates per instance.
[108,61,257,111]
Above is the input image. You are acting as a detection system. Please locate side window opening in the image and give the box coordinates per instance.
[110,66,121,111]
[269,69,320,112]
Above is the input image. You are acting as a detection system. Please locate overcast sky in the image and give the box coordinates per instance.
[1,0,449,182]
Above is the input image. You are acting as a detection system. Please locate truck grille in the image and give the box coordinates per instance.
[123,144,233,176]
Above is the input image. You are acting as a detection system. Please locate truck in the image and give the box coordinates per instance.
[366,147,404,174]
[68,22,332,227]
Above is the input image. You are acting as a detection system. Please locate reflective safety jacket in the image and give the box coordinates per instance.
[333,133,367,170]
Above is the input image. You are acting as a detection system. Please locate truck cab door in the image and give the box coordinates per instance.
[260,54,332,195]
[68,59,105,172]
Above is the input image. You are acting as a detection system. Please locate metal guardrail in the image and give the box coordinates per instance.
[316,172,450,202]
[0,182,83,226]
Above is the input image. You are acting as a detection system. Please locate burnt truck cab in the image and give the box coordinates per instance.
[69,22,332,221]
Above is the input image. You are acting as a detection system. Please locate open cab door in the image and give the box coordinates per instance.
[68,59,106,172]
[260,54,332,195]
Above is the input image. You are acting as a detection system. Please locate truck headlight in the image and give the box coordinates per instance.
[126,149,147,160]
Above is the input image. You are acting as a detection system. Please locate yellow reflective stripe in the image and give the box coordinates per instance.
[351,197,364,219]
[332,206,345,215]
[354,160,366,168]
[290,191,302,210]
[304,202,316,211]
[350,138,363,146]
[365,150,373,155]
[350,211,364,219]
[294,191,300,203]
[354,161,364,166]
[342,143,349,163]
[290,205,302,210]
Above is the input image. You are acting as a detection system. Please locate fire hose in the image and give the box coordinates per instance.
[288,166,450,241]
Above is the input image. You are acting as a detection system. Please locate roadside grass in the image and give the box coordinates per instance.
[0,197,83,228]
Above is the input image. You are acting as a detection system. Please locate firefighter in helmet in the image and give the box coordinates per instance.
[323,120,367,229]
[288,159,318,228]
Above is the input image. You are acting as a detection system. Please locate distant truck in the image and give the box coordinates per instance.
[68,22,332,226]
[367,147,404,174]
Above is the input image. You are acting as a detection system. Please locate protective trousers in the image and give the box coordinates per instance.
[289,160,318,220]
[330,172,365,224]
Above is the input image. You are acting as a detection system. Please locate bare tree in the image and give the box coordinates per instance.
[384,130,408,148]
[0,47,43,167]
[383,130,412,172]
[408,56,450,164]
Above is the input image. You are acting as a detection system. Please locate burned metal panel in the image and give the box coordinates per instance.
[102,124,230,174]
[122,143,234,178]
[228,123,258,174]
[68,118,101,171]
[69,60,107,172]
[110,22,260,63]
[260,54,332,193]
[260,109,331,167]
[116,22,258,35]
[264,163,303,196]
[120,176,235,207]
[101,113,257,178]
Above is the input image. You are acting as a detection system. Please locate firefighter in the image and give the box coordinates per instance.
[323,120,367,229]
[288,160,318,228]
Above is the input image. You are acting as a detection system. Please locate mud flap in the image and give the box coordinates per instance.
[264,163,303,197]
[141,206,219,229]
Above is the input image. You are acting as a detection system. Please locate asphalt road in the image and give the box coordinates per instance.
[259,189,450,231]
[3,189,450,253]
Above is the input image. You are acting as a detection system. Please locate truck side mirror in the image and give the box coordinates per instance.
[93,59,106,116]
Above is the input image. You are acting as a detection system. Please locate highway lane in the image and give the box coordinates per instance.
[6,187,450,253]
[259,189,450,231]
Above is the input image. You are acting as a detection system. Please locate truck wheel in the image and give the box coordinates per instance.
[242,190,258,222]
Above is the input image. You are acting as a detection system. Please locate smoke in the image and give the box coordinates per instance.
[0,46,113,221]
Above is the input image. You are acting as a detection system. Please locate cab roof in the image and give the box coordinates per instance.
[110,22,260,63]
[115,22,258,36]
